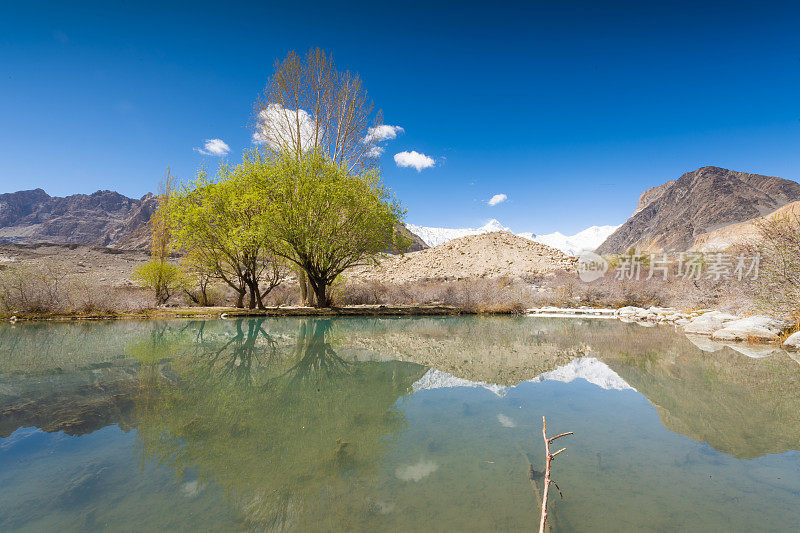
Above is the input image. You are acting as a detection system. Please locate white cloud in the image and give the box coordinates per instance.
[367,145,385,158]
[364,124,404,143]
[487,193,507,206]
[394,150,435,171]
[194,138,230,157]
[252,104,316,152]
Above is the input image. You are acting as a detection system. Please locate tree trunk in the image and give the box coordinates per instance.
[298,269,309,305]
[297,268,317,306]
[248,286,257,309]
[309,277,330,308]
[235,289,245,308]
[306,278,316,307]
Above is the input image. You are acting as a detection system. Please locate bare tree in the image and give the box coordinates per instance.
[253,48,382,173]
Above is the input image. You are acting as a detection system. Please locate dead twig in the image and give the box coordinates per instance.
[539,416,573,533]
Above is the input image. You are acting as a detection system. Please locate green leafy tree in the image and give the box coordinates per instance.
[167,166,283,309]
[260,152,405,307]
[132,259,184,305]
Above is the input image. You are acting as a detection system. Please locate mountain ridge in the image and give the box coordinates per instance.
[597,166,800,253]
[0,188,157,249]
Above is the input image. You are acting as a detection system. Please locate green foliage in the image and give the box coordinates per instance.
[259,152,404,306]
[166,163,284,309]
[132,259,183,305]
[166,150,403,308]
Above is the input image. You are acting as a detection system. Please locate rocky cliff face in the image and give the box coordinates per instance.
[0,189,157,249]
[597,166,800,253]
[633,180,675,215]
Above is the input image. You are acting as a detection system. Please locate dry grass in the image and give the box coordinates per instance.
[333,277,532,313]
[333,269,763,315]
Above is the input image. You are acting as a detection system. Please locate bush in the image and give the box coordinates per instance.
[751,214,800,318]
[333,277,533,313]
[0,262,69,314]
[132,260,184,305]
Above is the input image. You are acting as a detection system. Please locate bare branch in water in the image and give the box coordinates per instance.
[539,416,572,533]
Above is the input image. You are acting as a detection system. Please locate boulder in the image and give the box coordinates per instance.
[683,311,739,335]
[711,316,794,342]
[783,331,800,350]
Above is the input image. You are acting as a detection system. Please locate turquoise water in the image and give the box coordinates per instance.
[1,317,799,531]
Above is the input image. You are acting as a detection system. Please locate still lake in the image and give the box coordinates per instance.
[1,316,799,531]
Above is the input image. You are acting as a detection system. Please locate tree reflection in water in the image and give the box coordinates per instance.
[132,318,427,530]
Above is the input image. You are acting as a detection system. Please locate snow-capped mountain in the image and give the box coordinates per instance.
[528,357,634,391]
[412,368,510,396]
[530,225,620,256]
[404,220,620,255]
[405,219,509,248]
[411,357,634,393]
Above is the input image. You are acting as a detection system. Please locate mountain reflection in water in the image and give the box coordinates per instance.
[1,316,799,531]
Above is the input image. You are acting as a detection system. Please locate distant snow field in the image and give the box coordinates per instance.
[404,219,620,256]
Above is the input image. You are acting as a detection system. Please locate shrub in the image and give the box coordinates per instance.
[132,260,184,305]
[0,262,69,314]
[751,214,800,318]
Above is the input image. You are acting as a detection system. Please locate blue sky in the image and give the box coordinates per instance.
[2,0,800,234]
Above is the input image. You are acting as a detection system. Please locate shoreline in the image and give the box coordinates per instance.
[1,304,467,322]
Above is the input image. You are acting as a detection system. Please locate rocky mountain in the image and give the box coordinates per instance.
[632,180,675,216]
[597,166,800,253]
[406,219,617,255]
[0,189,157,249]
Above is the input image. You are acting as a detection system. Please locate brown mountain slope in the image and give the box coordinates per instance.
[692,200,800,251]
[633,180,675,215]
[597,166,800,253]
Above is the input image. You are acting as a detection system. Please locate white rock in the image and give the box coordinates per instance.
[783,331,800,350]
[683,311,739,335]
[617,306,645,317]
[711,315,794,342]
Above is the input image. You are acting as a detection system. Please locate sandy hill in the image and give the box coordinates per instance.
[598,166,800,253]
[357,231,576,283]
[692,200,800,251]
